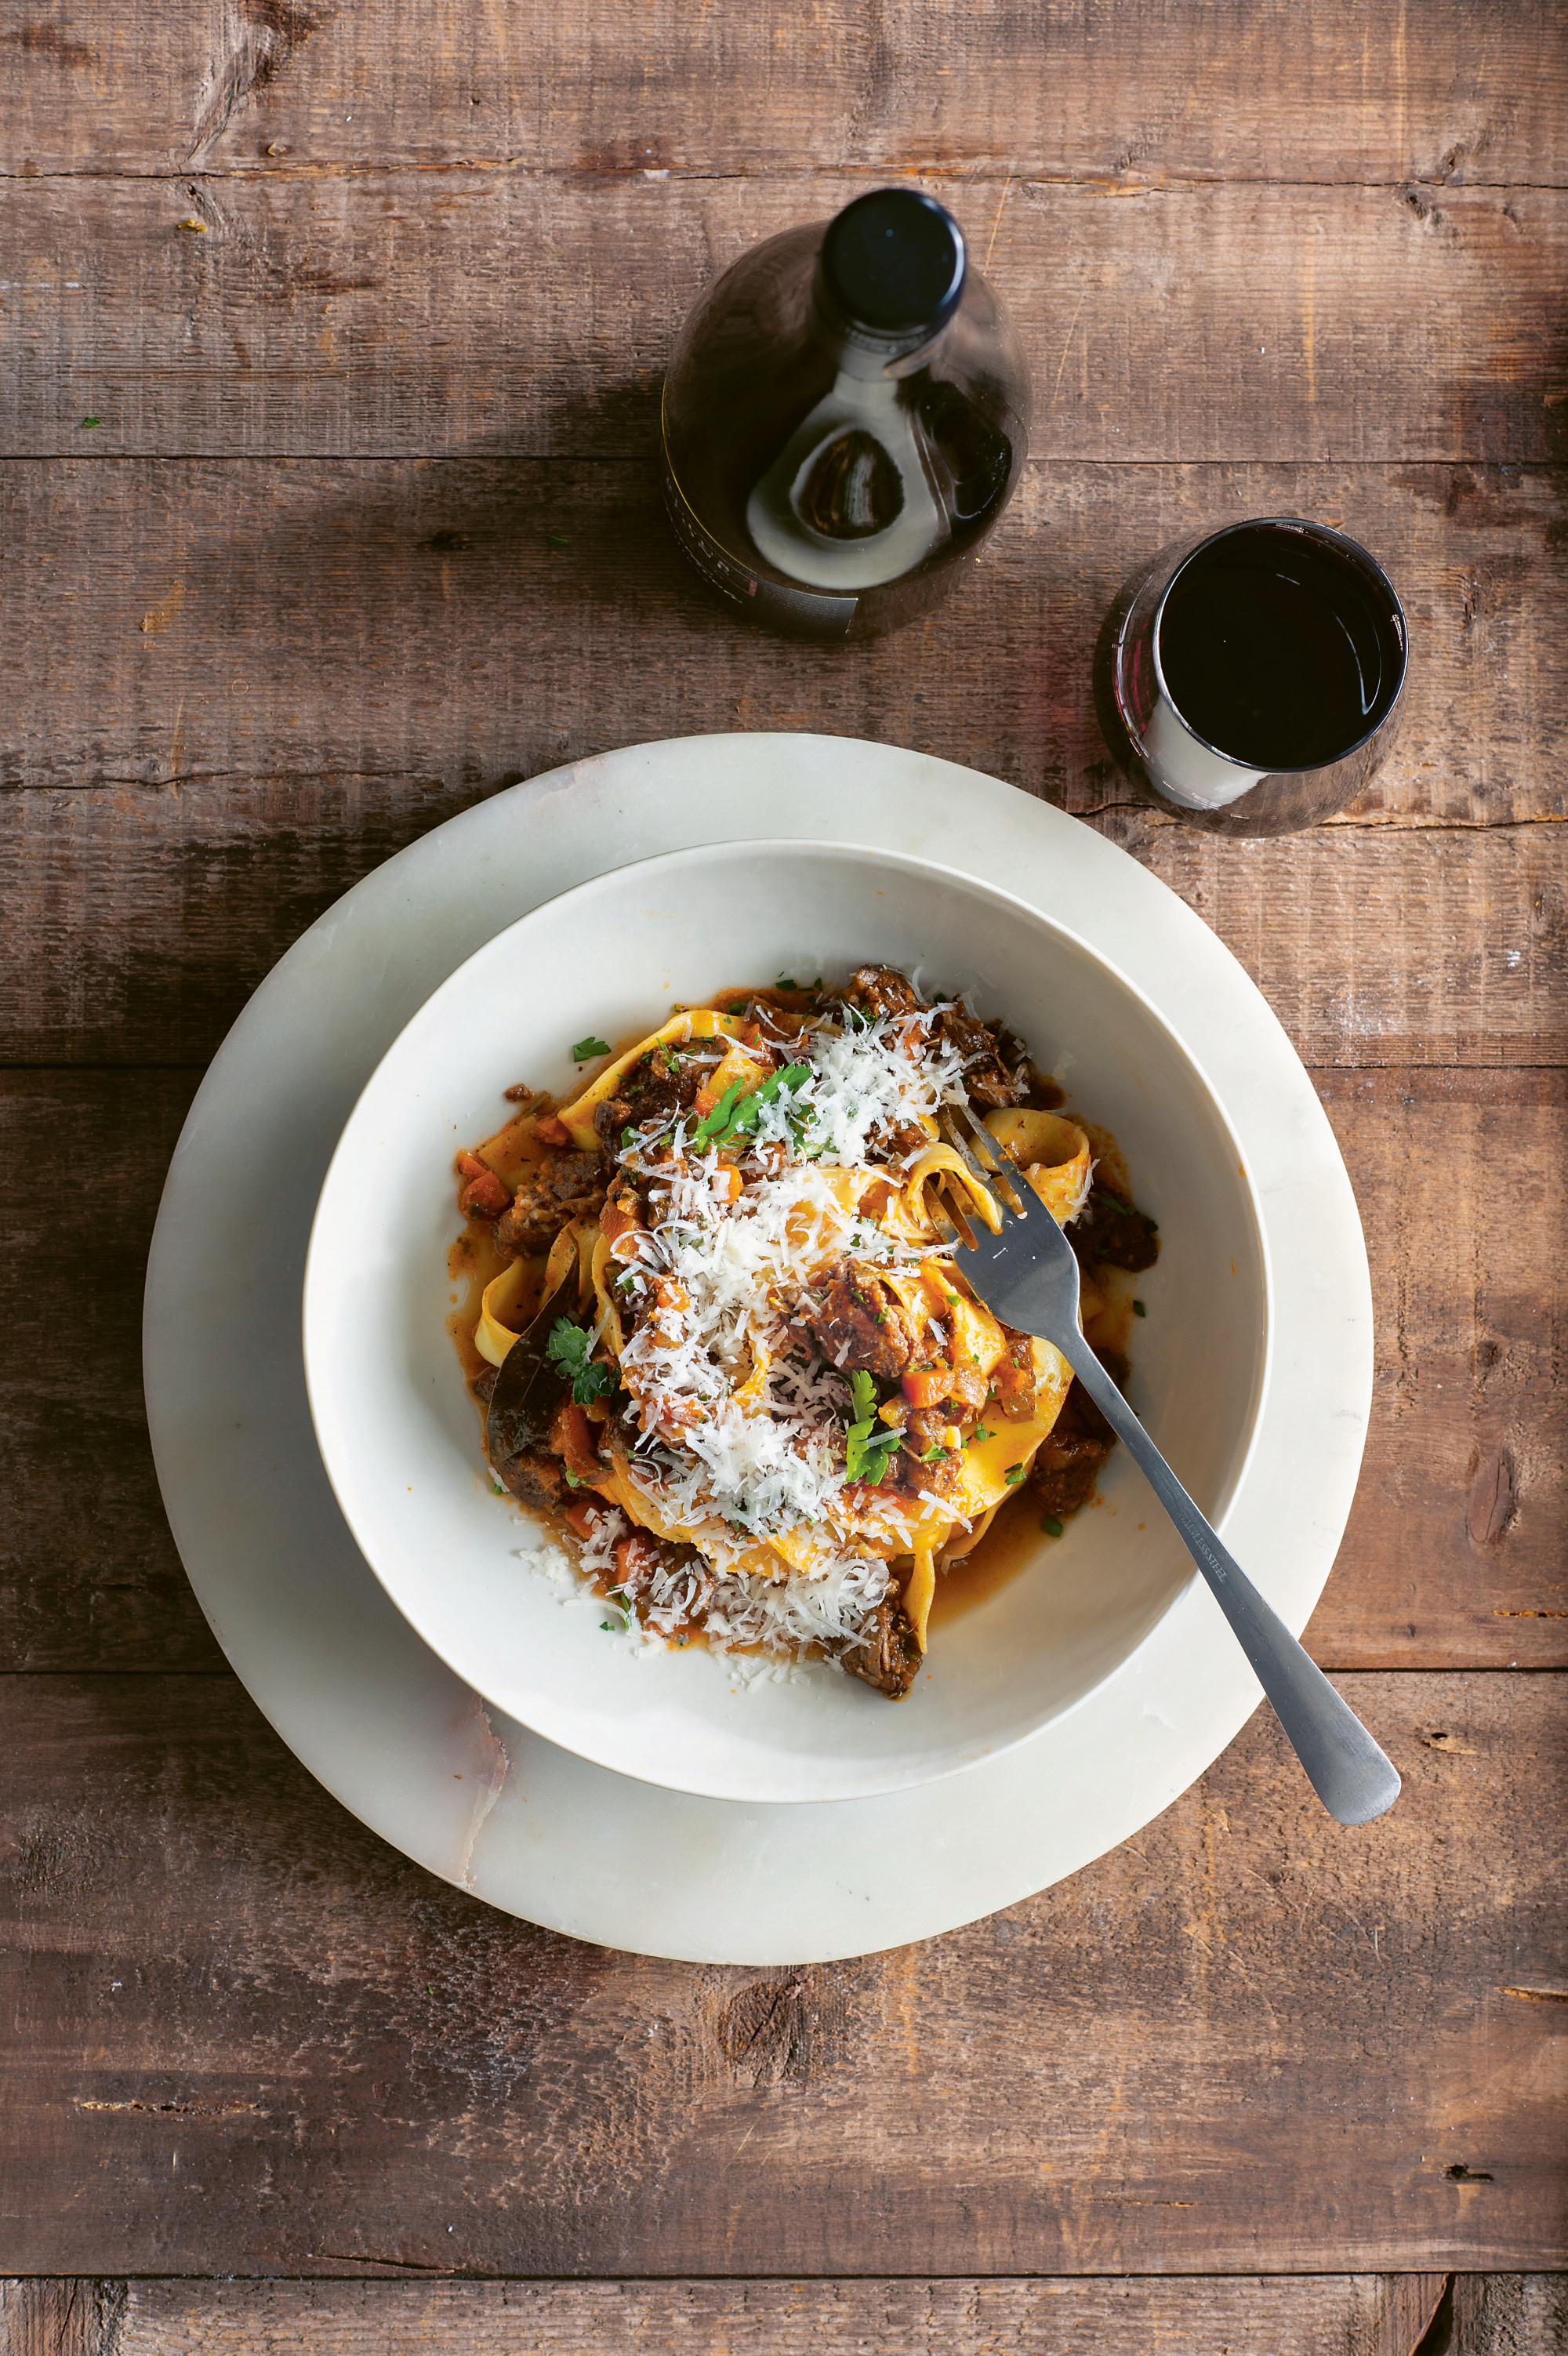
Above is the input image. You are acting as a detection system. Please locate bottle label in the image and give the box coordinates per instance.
[661,463,858,641]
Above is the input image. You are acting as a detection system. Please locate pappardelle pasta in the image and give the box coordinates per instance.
[450,967,1159,1698]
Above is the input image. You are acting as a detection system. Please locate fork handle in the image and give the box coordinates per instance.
[1058,1331,1401,1825]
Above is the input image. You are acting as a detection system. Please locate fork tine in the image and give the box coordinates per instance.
[940,1105,1030,1221]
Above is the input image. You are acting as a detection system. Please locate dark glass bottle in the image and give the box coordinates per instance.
[660,188,1032,642]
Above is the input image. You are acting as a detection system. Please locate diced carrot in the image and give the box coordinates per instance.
[547,1399,602,1481]
[601,1188,644,1256]
[901,1367,951,1410]
[711,1156,743,1203]
[532,1113,571,1145]
[562,1501,601,1539]
[456,1151,512,1218]
[614,1531,659,1583]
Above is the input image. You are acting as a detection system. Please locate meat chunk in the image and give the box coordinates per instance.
[1027,1357,1125,1519]
[843,964,924,1022]
[989,1332,1039,1421]
[593,1040,705,1146]
[495,1445,568,1511]
[495,1151,606,1254]
[1070,1189,1160,1273]
[808,1258,920,1379]
[838,1595,922,1699]
[933,1008,1029,1109]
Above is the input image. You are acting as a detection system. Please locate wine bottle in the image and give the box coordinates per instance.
[660,188,1031,642]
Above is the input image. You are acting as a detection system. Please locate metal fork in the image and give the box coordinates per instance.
[938,1105,1400,1825]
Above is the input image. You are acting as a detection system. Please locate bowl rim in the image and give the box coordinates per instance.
[302,833,1274,1802]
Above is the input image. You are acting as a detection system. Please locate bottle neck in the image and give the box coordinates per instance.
[808,263,951,380]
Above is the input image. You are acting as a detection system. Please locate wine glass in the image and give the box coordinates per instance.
[1095,517,1409,835]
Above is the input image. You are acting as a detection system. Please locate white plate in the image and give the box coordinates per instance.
[144,733,1370,1963]
[304,840,1270,1803]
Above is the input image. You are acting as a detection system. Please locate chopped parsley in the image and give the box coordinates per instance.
[601,1584,633,1633]
[546,532,569,548]
[1133,1298,1147,1316]
[546,1316,613,1404]
[844,1368,902,1484]
[1041,1514,1065,1537]
[1004,1463,1027,1486]
[81,415,100,429]
[572,1034,610,1062]
[776,975,798,989]
[692,1077,748,1145]
[695,1060,815,1151]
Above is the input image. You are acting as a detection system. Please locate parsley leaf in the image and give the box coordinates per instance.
[843,1370,901,1483]
[1133,1298,1147,1316]
[546,1316,613,1404]
[693,1077,748,1145]
[698,1060,815,1149]
[1004,1463,1027,1486]
[572,1034,610,1062]
[776,975,798,989]
[1041,1514,1065,1537]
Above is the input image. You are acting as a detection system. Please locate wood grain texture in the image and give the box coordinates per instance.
[0,2280,126,2356]
[5,780,1561,1072]
[1307,1069,1568,1670]
[2,2271,1508,2356]
[4,0,1563,187]
[2,458,1562,826]
[2,1067,1563,1675]
[2,1671,1563,2276]
[0,1071,220,1675]
[4,174,1563,463]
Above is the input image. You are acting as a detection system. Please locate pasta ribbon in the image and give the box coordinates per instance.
[900,1143,1004,1240]
[589,1228,626,1360]
[475,1257,542,1369]
[904,1539,937,1652]
[982,1109,1094,1225]
[555,1010,758,1151]
[476,1216,597,1367]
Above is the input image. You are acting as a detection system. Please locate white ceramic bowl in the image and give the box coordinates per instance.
[303,840,1270,1804]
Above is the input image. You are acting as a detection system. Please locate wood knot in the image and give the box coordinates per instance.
[714,1969,847,2089]
[1465,1447,1518,1547]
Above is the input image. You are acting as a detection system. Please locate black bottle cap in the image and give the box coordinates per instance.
[819,188,967,339]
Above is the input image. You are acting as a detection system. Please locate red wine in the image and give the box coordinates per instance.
[1157,525,1404,770]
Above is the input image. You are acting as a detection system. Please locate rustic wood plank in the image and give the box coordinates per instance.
[3,174,1562,463]
[0,1070,221,1675]
[4,0,1563,188]
[1308,1069,1568,1671]
[2,1067,1562,1675]
[2,459,1561,826]
[0,2279,126,2356]
[0,2271,1492,2355]
[4,782,1560,1071]
[2,1671,1562,2276]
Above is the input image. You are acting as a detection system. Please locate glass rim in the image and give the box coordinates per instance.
[1150,514,1410,776]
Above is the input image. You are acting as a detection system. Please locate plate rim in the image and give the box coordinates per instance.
[143,728,1372,1963]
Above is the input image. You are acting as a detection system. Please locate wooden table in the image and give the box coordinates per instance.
[2,5,1565,2349]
